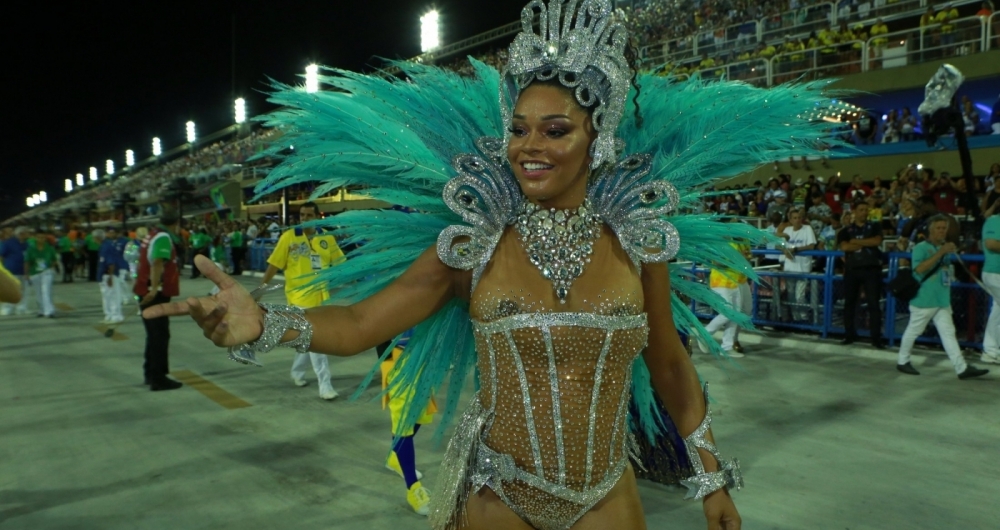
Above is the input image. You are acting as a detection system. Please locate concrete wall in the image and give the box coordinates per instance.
[828,49,1000,92]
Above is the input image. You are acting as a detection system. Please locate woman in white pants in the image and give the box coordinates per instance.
[25,235,60,318]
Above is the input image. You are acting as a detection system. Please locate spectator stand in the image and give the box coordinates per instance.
[687,249,993,350]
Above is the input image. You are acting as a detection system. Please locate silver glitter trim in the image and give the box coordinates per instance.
[501,0,630,170]
[542,326,567,485]
[474,311,646,335]
[506,330,546,476]
[588,154,681,269]
[228,303,314,366]
[226,283,286,366]
[584,331,613,485]
[680,383,745,500]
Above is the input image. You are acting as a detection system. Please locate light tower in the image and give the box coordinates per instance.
[305,64,319,93]
[126,149,135,167]
[76,173,84,187]
[420,10,441,53]
[186,121,197,144]
[65,179,73,192]
[89,167,98,181]
[235,97,247,124]
[152,137,162,156]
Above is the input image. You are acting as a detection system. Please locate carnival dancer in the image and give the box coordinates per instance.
[377,331,436,515]
[259,201,345,401]
[25,231,60,318]
[99,228,126,324]
[144,1,852,528]
[135,210,184,391]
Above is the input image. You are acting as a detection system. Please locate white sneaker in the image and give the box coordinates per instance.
[697,338,710,354]
[319,387,339,400]
[723,350,746,358]
[981,353,1000,365]
[292,377,308,387]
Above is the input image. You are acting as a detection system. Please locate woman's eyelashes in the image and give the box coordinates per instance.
[507,125,569,138]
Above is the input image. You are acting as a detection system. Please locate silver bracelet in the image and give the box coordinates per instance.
[680,383,745,500]
[227,284,313,367]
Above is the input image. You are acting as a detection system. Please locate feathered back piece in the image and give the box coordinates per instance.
[255,60,845,443]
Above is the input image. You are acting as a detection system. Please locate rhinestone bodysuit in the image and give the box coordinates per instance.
[431,224,649,530]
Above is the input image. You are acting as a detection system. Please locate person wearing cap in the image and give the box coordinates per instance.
[766,189,791,221]
[135,208,185,391]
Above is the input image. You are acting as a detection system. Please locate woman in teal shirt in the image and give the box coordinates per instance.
[25,234,61,317]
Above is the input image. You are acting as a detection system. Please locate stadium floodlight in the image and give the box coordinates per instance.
[305,64,319,93]
[106,159,115,175]
[40,191,48,203]
[26,197,33,207]
[89,167,98,181]
[76,173,84,186]
[186,121,197,144]
[235,97,247,124]
[126,149,135,167]
[420,10,440,52]
[65,179,73,192]
[152,137,162,156]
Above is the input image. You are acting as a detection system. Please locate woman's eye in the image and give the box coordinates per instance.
[546,129,567,138]
[507,126,526,137]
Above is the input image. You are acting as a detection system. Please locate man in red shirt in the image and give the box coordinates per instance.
[824,174,844,214]
[845,174,873,202]
[135,209,184,391]
[931,172,960,214]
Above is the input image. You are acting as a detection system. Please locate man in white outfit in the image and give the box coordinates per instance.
[780,207,817,322]
[896,215,989,379]
[98,228,130,324]
[260,202,345,400]
[700,235,753,357]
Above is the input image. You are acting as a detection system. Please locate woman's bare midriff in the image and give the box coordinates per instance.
[458,463,647,530]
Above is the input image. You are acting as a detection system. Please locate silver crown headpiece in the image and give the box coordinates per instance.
[501,0,631,170]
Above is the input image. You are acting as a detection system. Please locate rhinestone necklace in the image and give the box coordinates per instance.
[514,198,602,304]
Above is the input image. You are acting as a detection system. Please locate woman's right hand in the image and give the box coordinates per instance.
[142,255,264,347]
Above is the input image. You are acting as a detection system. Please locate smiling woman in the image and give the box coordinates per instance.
[142,0,844,529]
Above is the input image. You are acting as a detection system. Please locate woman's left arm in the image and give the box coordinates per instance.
[641,261,742,530]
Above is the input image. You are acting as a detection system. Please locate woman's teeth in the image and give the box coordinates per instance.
[523,163,553,171]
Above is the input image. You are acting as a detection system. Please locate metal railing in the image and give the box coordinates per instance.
[769,40,867,85]
[761,2,835,44]
[690,249,994,349]
[864,15,988,71]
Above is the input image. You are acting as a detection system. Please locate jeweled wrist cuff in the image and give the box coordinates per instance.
[227,303,314,367]
[680,383,745,500]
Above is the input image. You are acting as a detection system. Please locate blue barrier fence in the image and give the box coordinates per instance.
[689,249,992,350]
[248,238,278,272]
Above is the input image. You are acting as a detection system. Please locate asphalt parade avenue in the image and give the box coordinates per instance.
[1,275,995,530]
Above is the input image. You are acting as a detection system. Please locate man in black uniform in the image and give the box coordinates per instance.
[838,200,885,348]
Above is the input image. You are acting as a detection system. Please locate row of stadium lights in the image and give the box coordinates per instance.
[29,9,443,210]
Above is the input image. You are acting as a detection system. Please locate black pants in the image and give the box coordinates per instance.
[141,292,171,383]
[60,252,75,282]
[231,247,245,275]
[87,250,99,282]
[191,247,210,278]
[843,267,883,341]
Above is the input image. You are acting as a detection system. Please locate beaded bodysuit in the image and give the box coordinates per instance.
[432,225,649,530]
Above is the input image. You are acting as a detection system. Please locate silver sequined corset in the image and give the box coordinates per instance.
[470,311,649,524]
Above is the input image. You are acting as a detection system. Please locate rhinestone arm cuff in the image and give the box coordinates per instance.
[227,303,314,367]
[679,383,745,500]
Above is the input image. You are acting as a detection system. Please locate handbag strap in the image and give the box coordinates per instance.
[917,258,945,285]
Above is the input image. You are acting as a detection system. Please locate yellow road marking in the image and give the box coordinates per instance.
[55,303,74,311]
[171,369,252,409]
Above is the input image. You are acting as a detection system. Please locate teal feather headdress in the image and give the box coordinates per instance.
[256,60,845,443]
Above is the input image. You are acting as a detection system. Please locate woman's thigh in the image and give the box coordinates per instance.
[460,465,646,530]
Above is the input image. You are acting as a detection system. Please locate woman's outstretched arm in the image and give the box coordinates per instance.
[143,246,468,357]
[641,262,741,530]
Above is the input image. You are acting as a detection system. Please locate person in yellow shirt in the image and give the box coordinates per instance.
[758,42,777,59]
[699,237,752,357]
[261,201,346,400]
[935,3,960,49]
[0,261,21,304]
[870,18,889,57]
[698,53,716,69]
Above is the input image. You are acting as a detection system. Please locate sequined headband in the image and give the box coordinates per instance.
[501,0,631,170]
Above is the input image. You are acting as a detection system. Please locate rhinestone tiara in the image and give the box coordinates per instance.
[501,0,631,170]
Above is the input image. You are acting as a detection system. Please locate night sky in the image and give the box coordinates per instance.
[1,0,527,221]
